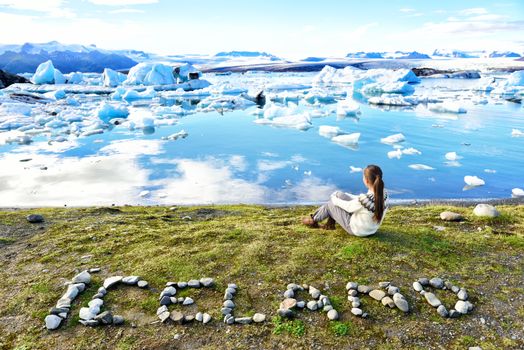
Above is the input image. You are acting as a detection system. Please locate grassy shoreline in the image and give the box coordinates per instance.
[0,204,523,350]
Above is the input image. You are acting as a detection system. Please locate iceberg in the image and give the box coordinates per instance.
[381,133,405,145]
[506,70,524,86]
[65,72,84,84]
[122,87,156,101]
[96,102,129,122]
[388,149,402,159]
[402,147,421,155]
[464,175,485,187]
[174,63,202,83]
[304,89,336,104]
[445,152,462,161]
[511,129,523,137]
[319,125,344,138]
[409,164,435,170]
[103,68,127,87]
[124,63,175,85]
[331,133,361,146]
[32,60,65,85]
[336,98,360,116]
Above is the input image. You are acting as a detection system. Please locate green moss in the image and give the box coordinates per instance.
[272,316,305,337]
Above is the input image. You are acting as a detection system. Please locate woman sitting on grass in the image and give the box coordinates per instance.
[302,164,388,237]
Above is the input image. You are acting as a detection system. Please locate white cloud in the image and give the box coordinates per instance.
[88,0,158,5]
[109,8,144,14]
[400,8,416,13]
[460,7,488,16]
[0,0,75,17]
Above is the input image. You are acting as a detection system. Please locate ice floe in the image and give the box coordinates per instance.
[336,98,361,116]
[331,133,360,146]
[409,164,435,170]
[511,129,523,137]
[164,130,188,141]
[318,125,344,138]
[381,133,405,145]
[97,102,129,122]
[368,94,416,106]
[464,175,485,187]
[428,102,467,114]
[445,152,462,161]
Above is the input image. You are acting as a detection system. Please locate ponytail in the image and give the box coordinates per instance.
[373,175,384,222]
[364,165,385,223]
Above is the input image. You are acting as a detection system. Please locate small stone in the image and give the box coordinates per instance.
[473,204,500,218]
[92,293,104,299]
[166,281,177,287]
[451,285,460,293]
[287,283,300,291]
[283,289,294,298]
[228,283,238,289]
[89,268,101,273]
[177,297,184,303]
[346,282,358,290]
[56,298,71,309]
[174,334,181,340]
[437,305,449,318]
[226,287,236,295]
[183,297,194,305]
[387,286,399,295]
[327,309,339,320]
[72,271,91,284]
[429,278,444,289]
[309,286,321,299]
[177,281,188,288]
[103,276,123,289]
[159,296,172,306]
[63,285,79,300]
[379,281,390,288]
[27,214,44,223]
[122,276,140,285]
[203,313,212,324]
[88,298,104,309]
[296,301,305,308]
[352,301,360,308]
[196,312,203,322]
[281,298,297,309]
[223,300,235,309]
[45,315,62,330]
[161,286,177,297]
[418,278,430,286]
[381,296,395,308]
[97,287,107,296]
[221,307,232,316]
[458,289,468,301]
[253,313,266,323]
[425,292,442,307]
[393,293,409,312]
[79,319,99,327]
[50,307,69,315]
[224,315,235,325]
[137,280,148,288]
[72,283,86,293]
[468,347,482,350]
[94,311,113,325]
[188,279,201,288]
[323,305,334,312]
[235,317,252,324]
[444,281,453,290]
[465,301,474,312]
[413,282,423,292]
[449,309,461,318]
[184,315,195,323]
[200,277,214,287]
[278,309,294,318]
[170,311,184,323]
[369,289,386,301]
[224,292,233,300]
[113,315,124,325]
[306,300,318,311]
[440,211,464,222]
[79,307,96,320]
[357,285,372,294]
[351,308,363,316]
[348,289,358,297]
[317,300,324,309]
[58,313,67,319]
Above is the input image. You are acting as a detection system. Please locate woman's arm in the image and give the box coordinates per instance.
[330,193,362,213]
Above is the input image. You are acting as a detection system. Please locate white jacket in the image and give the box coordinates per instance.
[330,190,388,237]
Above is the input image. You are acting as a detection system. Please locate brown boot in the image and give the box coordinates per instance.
[302,214,319,228]
[321,216,336,230]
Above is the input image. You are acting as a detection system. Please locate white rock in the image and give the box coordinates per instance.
[79,307,97,320]
[103,276,123,289]
[45,314,62,330]
[473,204,500,218]
[88,298,104,309]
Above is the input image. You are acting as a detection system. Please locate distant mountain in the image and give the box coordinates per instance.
[0,41,137,74]
[301,57,326,62]
[397,51,431,59]
[346,52,384,59]
[432,49,480,58]
[214,51,280,60]
[489,51,521,58]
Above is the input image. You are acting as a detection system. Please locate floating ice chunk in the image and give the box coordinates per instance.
[255,113,312,130]
[368,94,416,106]
[128,109,155,128]
[511,129,523,137]
[402,147,421,155]
[428,102,467,114]
[359,81,415,96]
[388,149,402,159]
[54,69,66,84]
[445,152,462,161]
[331,133,360,145]
[97,102,129,122]
[43,90,66,100]
[65,72,84,84]
[349,166,363,173]
[506,70,524,86]
[175,63,202,83]
[304,171,312,176]
[212,84,248,95]
[124,63,175,85]
[263,103,299,119]
[381,133,405,145]
[265,83,311,91]
[269,91,302,104]
[319,125,344,138]
[123,87,156,101]
[472,96,488,105]
[484,169,497,174]
[0,102,33,117]
[153,105,185,116]
[164,130,188,141]
[464,175,485,187]
[512,188,524,197]
[304,89,336,104]
[409,164,435,170]
[103,68,127,87]
[336,98,360,116]
[32,60,57,84]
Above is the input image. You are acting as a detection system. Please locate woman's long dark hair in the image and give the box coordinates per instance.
[364,165,385,222]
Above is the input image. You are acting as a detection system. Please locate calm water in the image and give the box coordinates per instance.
[1,74,523,206]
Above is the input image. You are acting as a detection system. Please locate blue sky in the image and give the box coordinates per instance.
[0,0,523,58]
